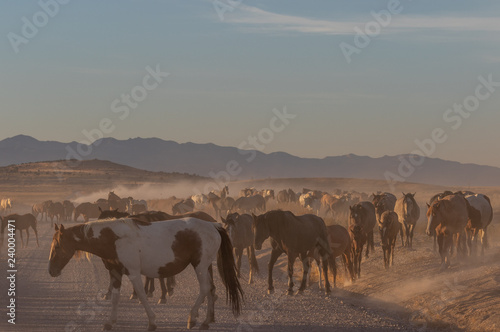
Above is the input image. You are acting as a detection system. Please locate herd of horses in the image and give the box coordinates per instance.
[0,187,494,330]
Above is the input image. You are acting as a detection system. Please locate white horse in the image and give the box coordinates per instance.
[48,218,243,331]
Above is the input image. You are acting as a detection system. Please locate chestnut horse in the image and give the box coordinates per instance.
[48,218,242,331]
[252,210,333,295]
[426,194,469,270]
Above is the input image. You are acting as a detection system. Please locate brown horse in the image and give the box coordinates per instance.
[348,201,376,258]
[426,194,469,270]
[63,200,75,221]
[394,193,420,248]
[74,202,100,222]
[221,213,259,284]
[1,214,39,249]
[233,195,266,214]
[465,194,493,256]
[172,198,195,215]
[48,202,65,225]
[313,224,354,287]
[379,211,399,269]
[349,223,366,279]
[372,192,397,222]
[252,210,333,295]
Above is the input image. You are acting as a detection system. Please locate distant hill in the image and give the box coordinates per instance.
[1,135,500,187]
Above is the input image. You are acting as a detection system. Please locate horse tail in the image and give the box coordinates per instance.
[250,245,260,274]
[216,225,243,316]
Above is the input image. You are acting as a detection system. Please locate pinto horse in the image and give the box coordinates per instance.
[49,218,243,331]
[426,194,469,270]
[252,210,333,296]
[97,210,217,304]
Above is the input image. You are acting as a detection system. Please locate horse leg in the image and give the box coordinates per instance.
[287,254,297,295]
[32,226,39,247]
[188,266,212,330]
[267,249,282,294]
[235,247,243,278]
[383,245,388,269]
[297,254,309,294]
[246,247,254,284]
[146,277,154,298]
[158,278,167,304]
[128,273,157,331]
[19,230,24,248]
[104,269,114,300]
[167,276,176,296]
[324,255,334,292]
[103,269,124,331]
[25,229,30,248]
[370,230,375,251]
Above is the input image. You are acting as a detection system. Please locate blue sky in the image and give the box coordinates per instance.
[1,1,500,166]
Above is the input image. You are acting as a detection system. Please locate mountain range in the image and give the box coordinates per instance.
[0,135,499,187]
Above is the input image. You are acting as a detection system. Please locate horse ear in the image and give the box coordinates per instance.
[99,207,102,212]
[413,192,416,197]
[426,203,430,208]
[115,208,118,212]
[220,217,226,224]
[60,224,65,232]
[251,213,257,219]
[54,224,59,231]
[402,192,405,196]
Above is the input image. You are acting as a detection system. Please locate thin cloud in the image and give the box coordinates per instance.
[226,5,500,36]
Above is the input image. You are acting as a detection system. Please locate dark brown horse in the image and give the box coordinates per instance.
[394,193,420,248]
[252,210,333,295]
[74,202,100,222]
[465,194,493,256]
[426,194,468,270]
[372,192,397,222]
[348,223,366,279]
[379,211,399,269]
[233,195,266,214]
[348,201,376,258]
[1,214,39,249]
[221,213,259,284]
[208,189,235,219]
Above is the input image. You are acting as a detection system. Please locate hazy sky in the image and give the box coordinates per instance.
[1,1,500,166]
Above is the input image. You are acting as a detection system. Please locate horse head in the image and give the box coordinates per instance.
[251,213,269,250]
[49,224,78,277]
[426,200,444,236]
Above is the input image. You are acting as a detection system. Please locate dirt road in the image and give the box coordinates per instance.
[0,221,497,331]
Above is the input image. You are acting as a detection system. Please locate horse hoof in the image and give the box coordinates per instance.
[286,290,294,296]
[147,292,153,298]
[168,289,174,297]
[103,323,113,331]
[157,298,166,304]
[187,321,197,329]
[295,290,304,296]
[199,323,210,330]
[147,324,157,331]
[129,294,138,300]
[103,293,111,300]
[267,289,274,295]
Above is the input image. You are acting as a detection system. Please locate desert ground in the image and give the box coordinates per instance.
[0,161,499,331]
